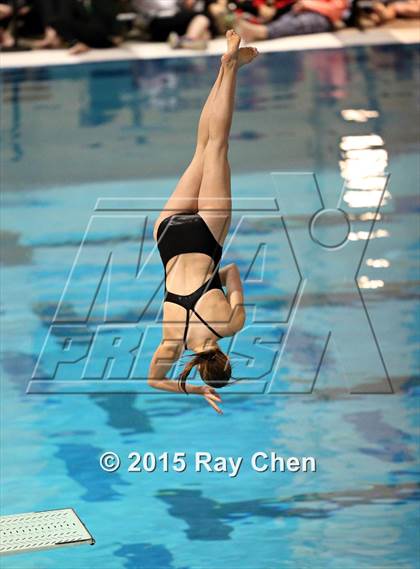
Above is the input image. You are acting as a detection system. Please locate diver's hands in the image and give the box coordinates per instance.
[199,385,223,415]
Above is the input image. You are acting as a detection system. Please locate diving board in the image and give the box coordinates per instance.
[0,508,95,556]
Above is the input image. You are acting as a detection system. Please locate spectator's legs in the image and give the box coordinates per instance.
[237,11,332,42]
[185,14,211,40]
[372,0,420,20]
[266,12,331,38]
[48,0,114,51]
[149,11,197,42]
[208,0,230,35]
[394,0,420,17]
[0,4,12,20]
[34,0,76,47]
[1,2,45,47]
[149,10,211,47]
[236,19,268,41]
[0,3,13,47]
[66,20,114,48]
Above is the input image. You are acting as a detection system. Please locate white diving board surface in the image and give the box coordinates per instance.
[0,508,95,556]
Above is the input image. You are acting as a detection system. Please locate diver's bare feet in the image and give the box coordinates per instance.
[238,46,259,67]
[221,29,241,65]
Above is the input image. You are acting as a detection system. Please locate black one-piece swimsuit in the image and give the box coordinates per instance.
[157,212,225,348]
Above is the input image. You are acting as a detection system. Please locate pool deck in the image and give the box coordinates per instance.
[0,22,419,69]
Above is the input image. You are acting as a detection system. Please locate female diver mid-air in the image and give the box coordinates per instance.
[148,31,259,414]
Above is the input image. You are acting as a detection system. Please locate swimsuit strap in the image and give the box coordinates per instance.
[183,308,191,349]
[191,307,223,339]
[182,307,223,350]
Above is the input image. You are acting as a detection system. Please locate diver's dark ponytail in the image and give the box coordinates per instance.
[178,355,201,393]
[178,348,231,392]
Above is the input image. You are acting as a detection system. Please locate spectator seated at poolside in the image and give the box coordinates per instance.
[357,0,419,27]
[132,0,211,49]
[34,0,122,54]
[0,1,13,46]
[236,0,350,41]
[208,0,295,35]
[0,1,33,47]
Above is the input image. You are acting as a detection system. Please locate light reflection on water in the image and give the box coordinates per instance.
[1,45,419,569]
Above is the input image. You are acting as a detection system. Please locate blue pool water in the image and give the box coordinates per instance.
[1,44,419,568]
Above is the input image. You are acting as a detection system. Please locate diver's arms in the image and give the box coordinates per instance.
[147,343,223,413]
[219,262,241,286]
[147,342,197,393]
[222,263,246,334]
[219,263,234,286]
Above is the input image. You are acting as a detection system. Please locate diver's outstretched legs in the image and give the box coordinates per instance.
[154,30,258,241]
[153,64,225,239]
[198,31,258,245]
